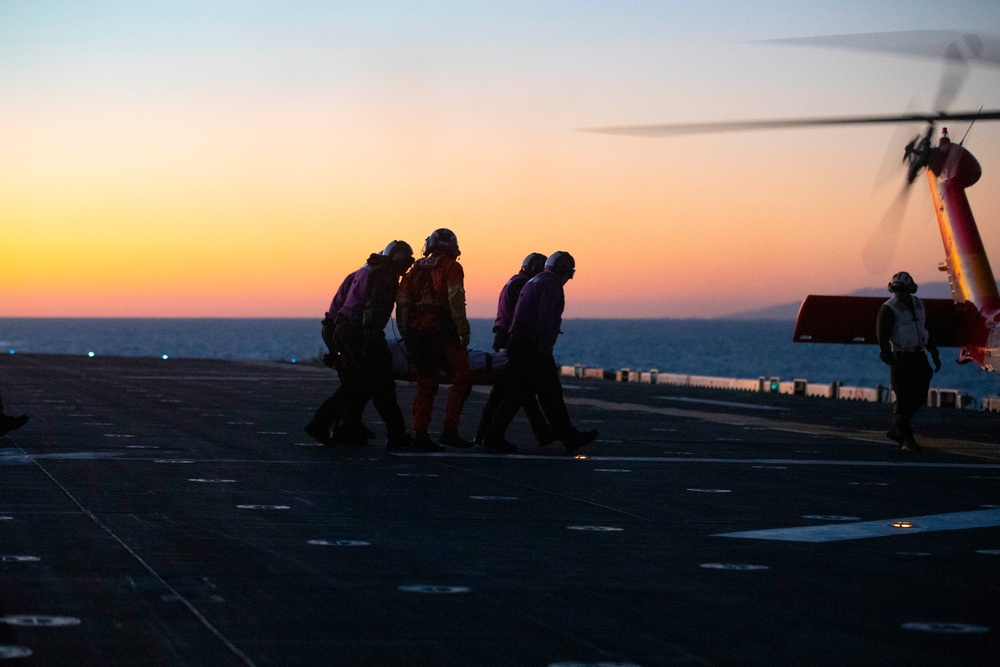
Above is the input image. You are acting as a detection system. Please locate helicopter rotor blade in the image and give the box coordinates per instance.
[871,102,923,194]
[581,110,1000,137]
[862,183,915,275]
[934,39,970,112]
[757,30,1000,68]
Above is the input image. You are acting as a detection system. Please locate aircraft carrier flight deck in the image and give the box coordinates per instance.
[1,353,998,666]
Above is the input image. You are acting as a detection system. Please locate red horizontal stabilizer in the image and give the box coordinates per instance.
[793,295,974,347]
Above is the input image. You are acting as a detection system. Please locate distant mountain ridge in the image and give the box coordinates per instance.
[726,281,1000,320]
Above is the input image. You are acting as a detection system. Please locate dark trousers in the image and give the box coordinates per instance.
[310,324,407,440]
[477,376,552,443]
[890,351,933,440]
[322,322,366,426]
[485,337,574,440]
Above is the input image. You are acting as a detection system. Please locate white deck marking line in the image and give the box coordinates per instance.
[654,396,785,411]
[393,452,1000,469]
[21,448,258,667]
[716,508,1000,542]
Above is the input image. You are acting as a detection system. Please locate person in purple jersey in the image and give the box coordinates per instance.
[321,268,360,367]
[481,251,598,454]
[0,388,29,438]
[305,241,414,450]
[314,267,374,444]
[474,252,556,446]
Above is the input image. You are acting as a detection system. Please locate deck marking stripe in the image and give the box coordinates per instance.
[21,449,258,667]
[393,452,1000,469]
[655,396,785,411]
[716,508,1000,542]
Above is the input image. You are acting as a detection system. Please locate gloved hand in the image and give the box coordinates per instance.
[491,331,507,352]
[931,350,942,373]
[879,351,894,366]
[460,332,471,349]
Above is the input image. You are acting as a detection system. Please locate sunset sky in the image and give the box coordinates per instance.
[2,1,999,318]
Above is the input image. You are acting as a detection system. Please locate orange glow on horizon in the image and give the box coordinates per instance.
[3,8,998,320]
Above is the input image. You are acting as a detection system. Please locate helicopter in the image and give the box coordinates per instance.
[584,30,1000,373]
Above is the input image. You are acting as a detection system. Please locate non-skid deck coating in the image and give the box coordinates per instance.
[0,353,998,666]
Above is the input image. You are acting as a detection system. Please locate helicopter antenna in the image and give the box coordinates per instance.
[959,105,984,145]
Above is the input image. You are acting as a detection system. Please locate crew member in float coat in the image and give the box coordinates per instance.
[474,252,555,446]
[305,242,414,450]
[396,228,474,452]
[481,251,598,454]
[876,271,941,452]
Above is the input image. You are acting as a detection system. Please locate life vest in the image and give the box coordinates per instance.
[398,255,467,335]
[884,295,929,352]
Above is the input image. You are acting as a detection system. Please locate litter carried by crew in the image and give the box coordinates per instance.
[307,235,598,455]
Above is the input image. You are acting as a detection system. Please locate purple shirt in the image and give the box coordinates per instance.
[493,273,529,332]
[509,270,565,350]
[327,269,359,317]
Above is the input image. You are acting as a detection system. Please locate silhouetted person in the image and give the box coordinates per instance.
[396,228,474,451]
[0,390,28,438]
[305,241,415,450]
[474,252,556,447]
[318,267,374,444]
[481,251,598,454]
[877,271,940,453]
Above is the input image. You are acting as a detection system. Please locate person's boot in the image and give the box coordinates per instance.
[440,429,474,449]
[886,425,903,445]
[303,421,336,446]
[563,428,598,454]
[900,436,922,453]
[0,414,28,438]
[412,432,445,453]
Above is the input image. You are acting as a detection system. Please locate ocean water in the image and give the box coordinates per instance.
[2,317,998,401]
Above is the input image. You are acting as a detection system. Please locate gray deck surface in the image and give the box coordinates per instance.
[1,353,998,666]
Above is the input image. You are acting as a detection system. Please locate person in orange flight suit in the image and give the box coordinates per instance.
[396,228,474,452]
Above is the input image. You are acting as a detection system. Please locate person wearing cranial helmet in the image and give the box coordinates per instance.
[480,251,598,455]
[396,228,474,452]
[305,240,415,450]
[876,271,940,453]
[473,252,557,448]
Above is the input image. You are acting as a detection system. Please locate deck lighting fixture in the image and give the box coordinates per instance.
[88,352,95,358]
[574,455,588,460]
[892,521,914,529]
